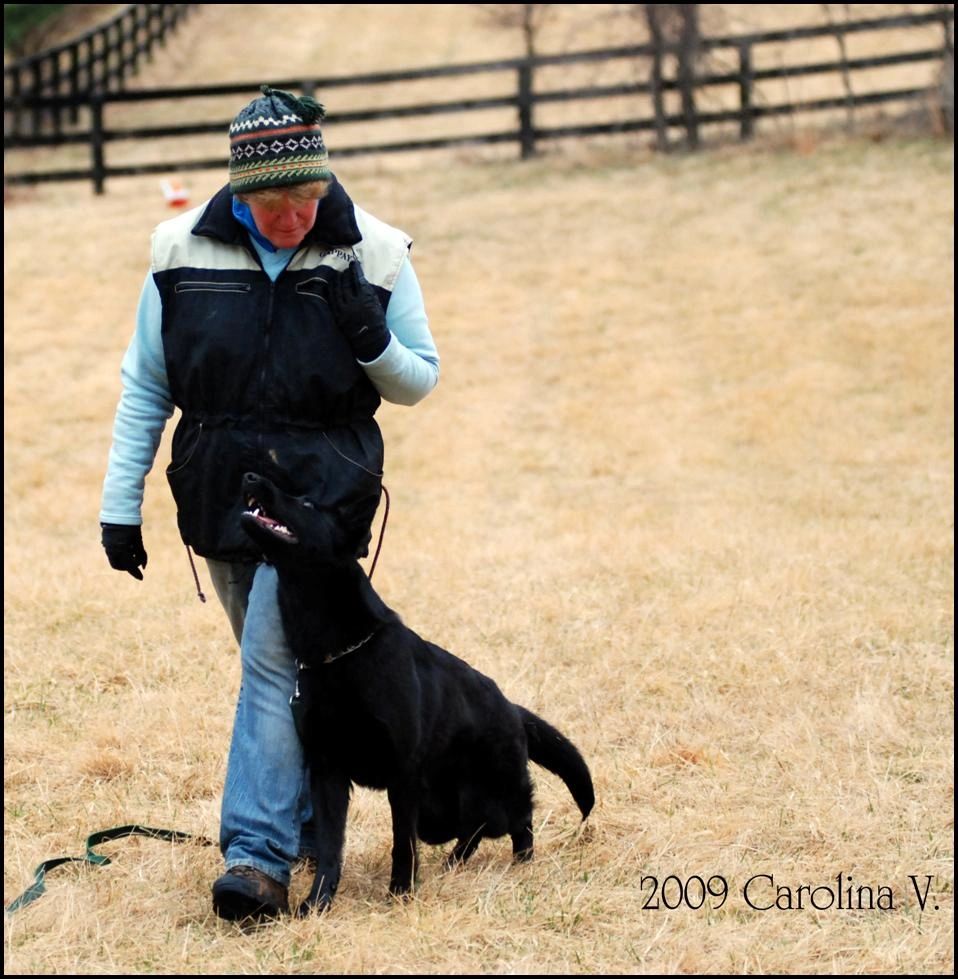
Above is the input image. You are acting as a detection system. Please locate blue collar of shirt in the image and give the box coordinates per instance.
[231,196,278,253]
[231,196,300,280]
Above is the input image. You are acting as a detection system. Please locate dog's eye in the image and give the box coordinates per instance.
[301,499,316,509]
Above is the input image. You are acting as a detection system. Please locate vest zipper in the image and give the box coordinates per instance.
[258,281,277,463]
[255,246,303,463]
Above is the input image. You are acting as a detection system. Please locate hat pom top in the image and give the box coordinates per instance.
[258,84,326,125]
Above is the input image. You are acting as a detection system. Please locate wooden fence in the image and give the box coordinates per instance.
[3,7,953,194]
[4,3,195,140]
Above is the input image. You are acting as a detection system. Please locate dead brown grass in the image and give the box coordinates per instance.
[3,4,955,975]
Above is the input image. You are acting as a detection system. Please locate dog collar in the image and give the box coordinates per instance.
[288,626,381,742]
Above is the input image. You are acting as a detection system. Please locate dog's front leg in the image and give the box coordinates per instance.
[386,778,419,897]
[300,769,351,915]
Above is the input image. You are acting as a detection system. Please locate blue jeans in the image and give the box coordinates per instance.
[206,559,312,888]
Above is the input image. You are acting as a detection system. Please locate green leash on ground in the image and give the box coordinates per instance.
[5,824,215,917]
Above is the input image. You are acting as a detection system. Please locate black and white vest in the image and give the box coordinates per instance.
[151,178,411,561]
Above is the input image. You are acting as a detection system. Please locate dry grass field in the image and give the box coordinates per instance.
[4,4,955,975]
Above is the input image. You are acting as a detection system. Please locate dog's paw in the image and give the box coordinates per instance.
[296,895,333,918]
[387,881,414,903]
[298,880,337,917]
[442,853,463,872]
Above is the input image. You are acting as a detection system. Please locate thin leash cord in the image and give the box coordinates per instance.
[368,484,390,580]
[5,824,215,917]
[321,431,384,479]
[321,431,390,580]
[186,545,207,602]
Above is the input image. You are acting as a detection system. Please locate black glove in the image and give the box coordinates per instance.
[101,523,148,580]
[328,262,391,362]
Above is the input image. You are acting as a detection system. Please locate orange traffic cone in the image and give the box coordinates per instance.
[160,178,190,207]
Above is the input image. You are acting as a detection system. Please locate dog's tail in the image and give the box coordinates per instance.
[518,706,595,820]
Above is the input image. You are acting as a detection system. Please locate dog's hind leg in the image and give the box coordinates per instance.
[300,770,351,915]
[510,790,534,863]
[386,777,420,897]
[508,763,534,862]
[445,828,483,868]
[511,823,534,862]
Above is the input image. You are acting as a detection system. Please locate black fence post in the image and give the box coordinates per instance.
[69,43,81,124]
[126,6,140,76]
[517,61,535,159]
[110,20,121,89]
[118,19,128,87]
[941,5,955,134]
[50,51,63,138]
[95,30,106,92]
[646,4,669,152]
[143,5,156,60]
[101,25,110,90]
[90,92,106,195]
[9,66,24,139]
[106,22,116,88]
[158,5,170,45]
[81,37,93,93]
[30,61,43,135]
[738,41,754,140]
[677,6,700,150]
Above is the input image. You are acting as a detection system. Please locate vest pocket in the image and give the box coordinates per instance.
[166,421,203,475]
[295,277,330,303]
[174,281,251,294]
[165,422,246,559]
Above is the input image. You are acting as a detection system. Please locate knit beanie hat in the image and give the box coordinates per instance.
[228,85,331,194]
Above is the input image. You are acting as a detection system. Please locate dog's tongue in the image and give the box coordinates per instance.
[260,514,291,534]
[250,507,294,539]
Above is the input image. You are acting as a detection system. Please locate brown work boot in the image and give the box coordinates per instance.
[212,865,289,922]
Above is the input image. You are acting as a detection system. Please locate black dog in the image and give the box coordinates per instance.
[240,472,595,914]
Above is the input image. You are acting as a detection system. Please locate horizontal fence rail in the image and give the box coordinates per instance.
[3,8,953,193]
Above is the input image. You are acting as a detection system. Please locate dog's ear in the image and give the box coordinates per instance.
[335,490,382,560]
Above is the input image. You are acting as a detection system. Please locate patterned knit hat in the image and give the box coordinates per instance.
[228,85,331,194]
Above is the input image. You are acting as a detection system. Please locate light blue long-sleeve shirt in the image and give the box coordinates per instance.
[100,234,439,526]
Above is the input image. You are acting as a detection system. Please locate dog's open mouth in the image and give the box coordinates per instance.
[245,496,298,543]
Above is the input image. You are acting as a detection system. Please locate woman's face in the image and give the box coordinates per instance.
[247,192,319,248]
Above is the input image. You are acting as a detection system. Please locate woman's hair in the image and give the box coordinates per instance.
[236,179,330,207]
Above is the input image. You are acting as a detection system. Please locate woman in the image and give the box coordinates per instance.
[100,86,439,921]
